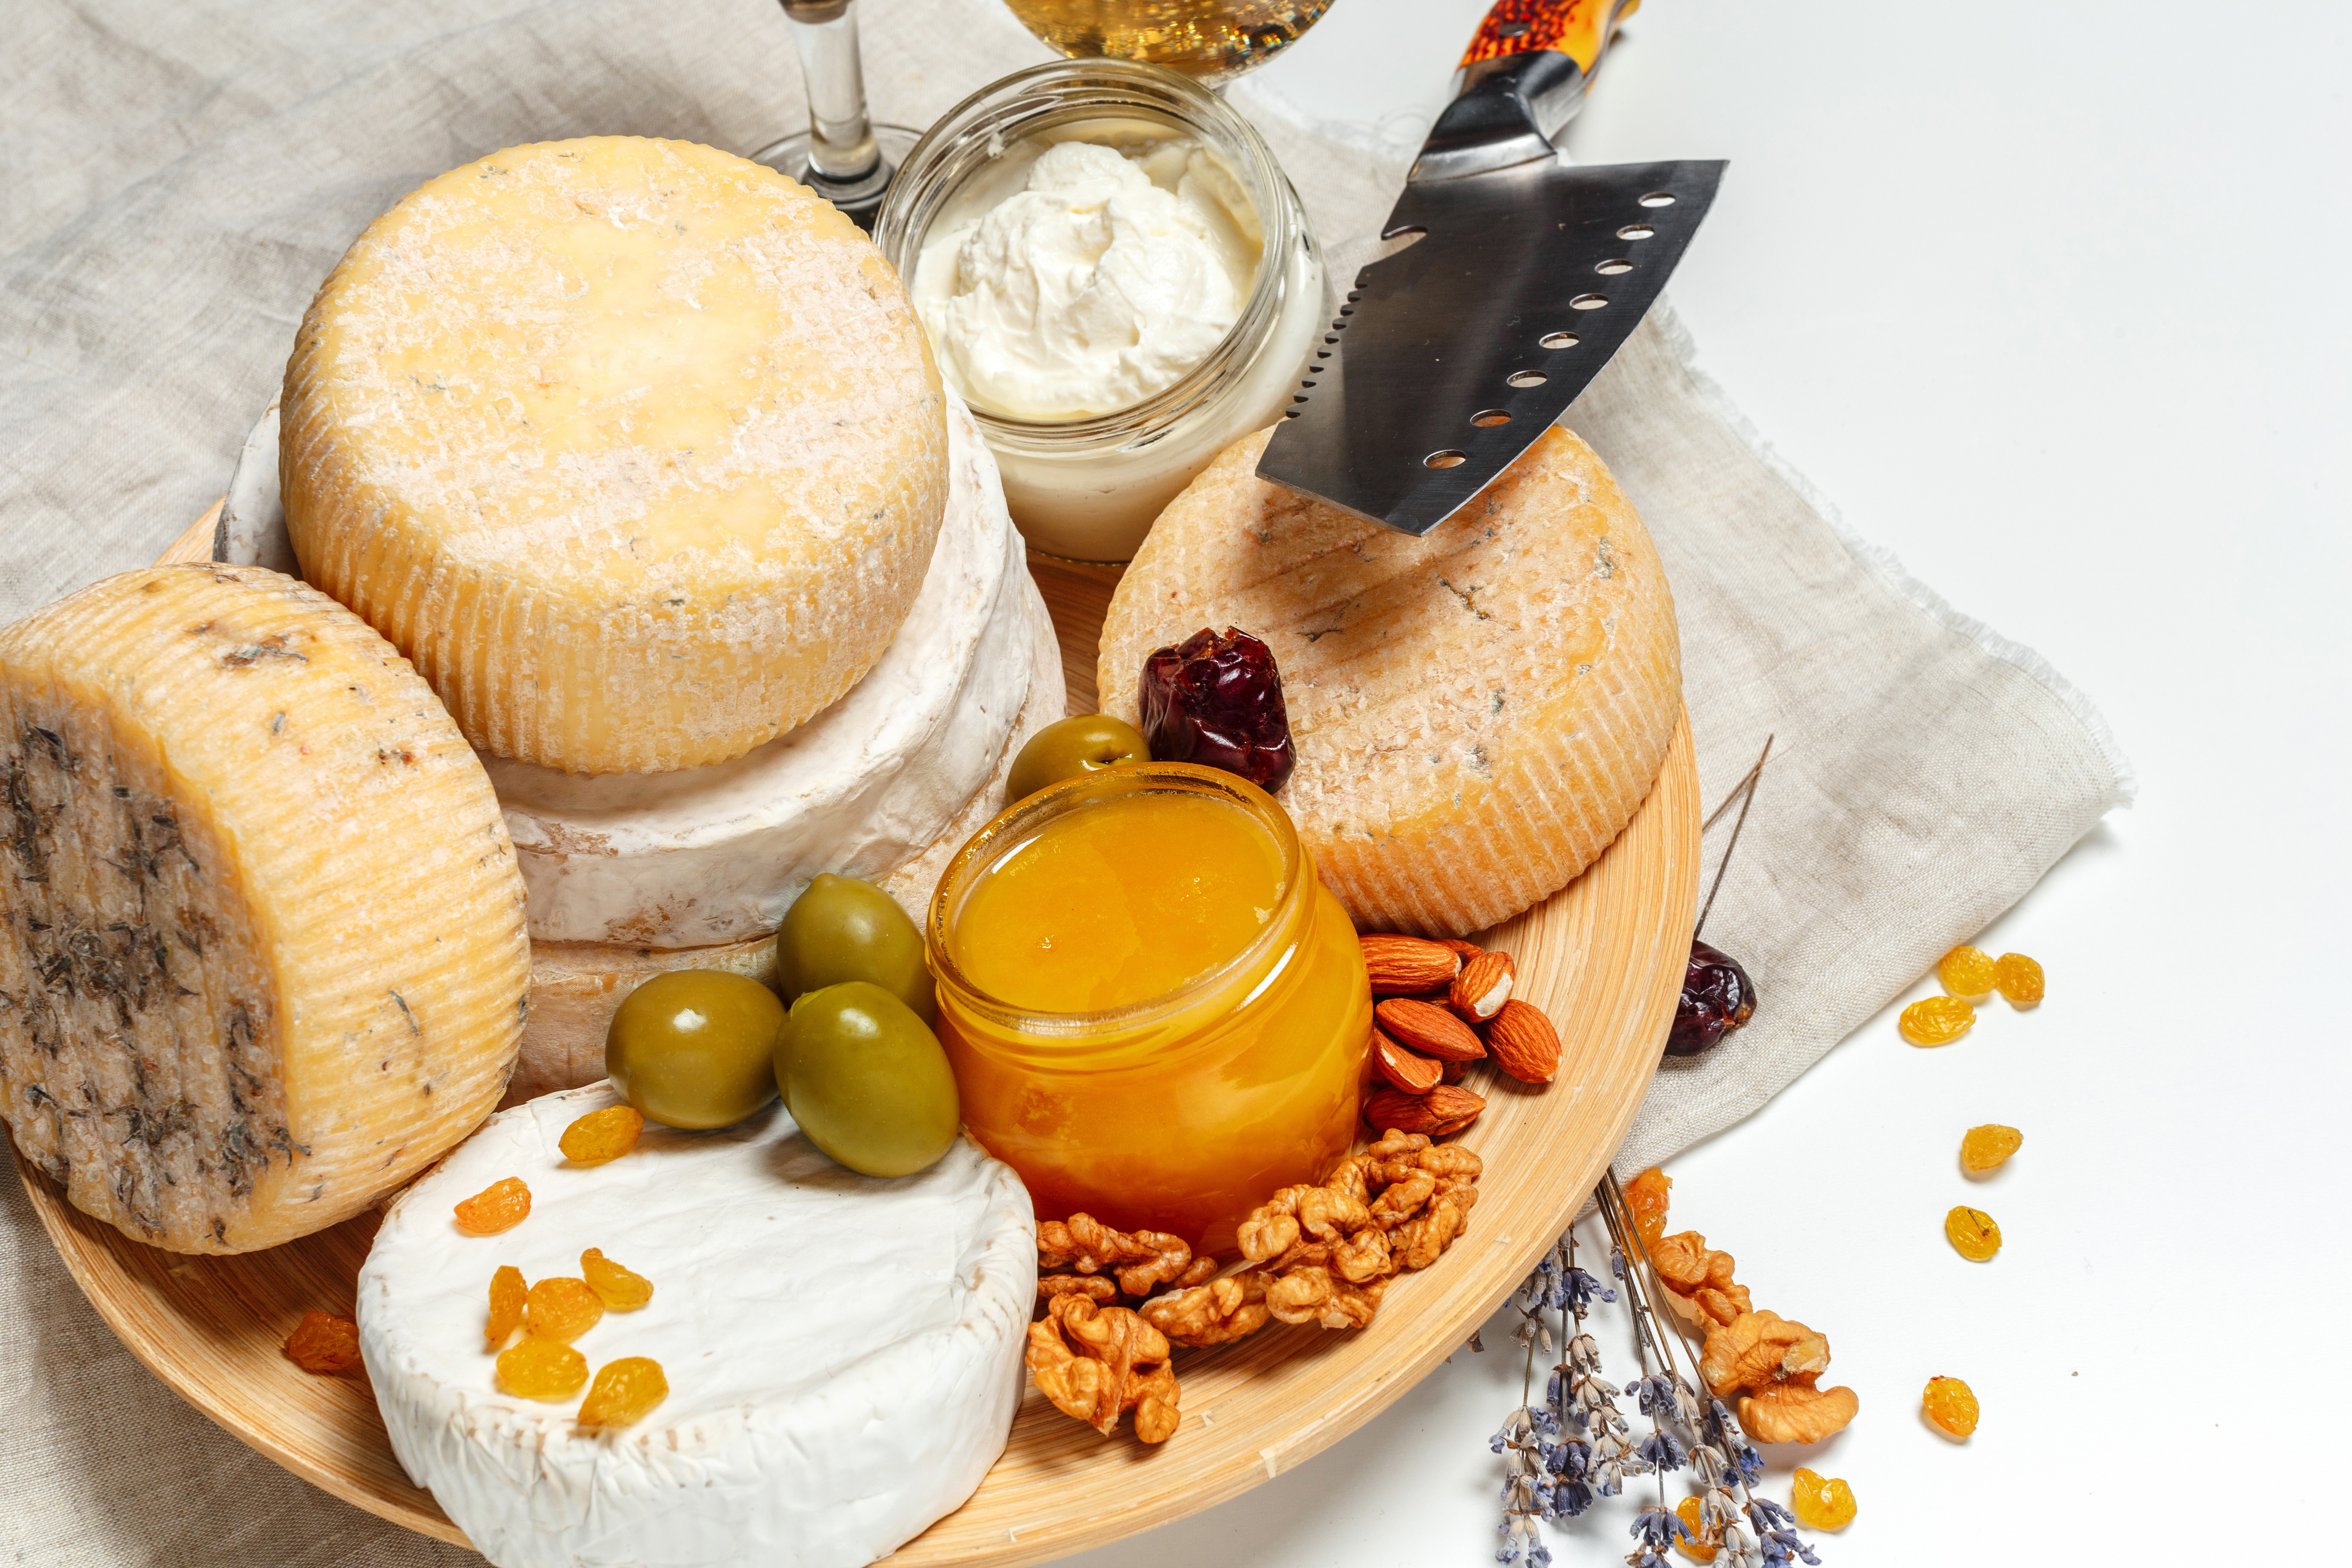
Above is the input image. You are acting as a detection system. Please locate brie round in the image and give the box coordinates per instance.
[358,1082,1034,1568]
[486,396,1046,947]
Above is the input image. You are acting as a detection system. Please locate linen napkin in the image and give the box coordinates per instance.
[0,2,2129,1562]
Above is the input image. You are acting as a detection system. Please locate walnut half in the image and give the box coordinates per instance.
[1026,1293,1181,1443]
[1699,1310,1831,1400]
[1037,1213,1215,1301]
[1740,1381,1861,1446]
[1698,1309,1856,1446]
[1142,1273,1269,1348]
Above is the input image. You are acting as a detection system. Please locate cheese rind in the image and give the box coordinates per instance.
[282,136,947,775]
[1099,425,1681,936]
[0,565,528,1252]
[502,585,1066,1106]
[488,396,1048,947]
[359,1083,1034,1568]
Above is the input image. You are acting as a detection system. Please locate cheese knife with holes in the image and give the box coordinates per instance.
[1255,0,1724,535]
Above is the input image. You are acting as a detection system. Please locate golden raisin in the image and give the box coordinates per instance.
[1923,1374,1979,1438]
[1945,1205,2001,1261]
[1790,1467,1857,1531]
[1959,1124,2023,1174]
[578,1356,669,1429]
[1899,995,1975,1047]
[1994,951,2044,1008]
[559,1104,646,1166]
[282,1311,362,1375]
[485,1265,527,1351]
[1936,944,1999,1000]
[524,1277,605,1344]
[453,1176,531,1235]
[497,1338,589,1402]
[1623,1166,1672,1251]
[581,1248,654,1312]
[1673,1494,1719,1562]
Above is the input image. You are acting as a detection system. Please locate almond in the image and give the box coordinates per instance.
[1486,998,1562,1084]
[1374,997,1486,1062]
[1360,933,1461,996]
[1440,1057,1469,1085]
[1449,949,1515,1021]
[1372,1029,1442,1095]
[1435,938,1487,961]
[1364,1082,1485,1137]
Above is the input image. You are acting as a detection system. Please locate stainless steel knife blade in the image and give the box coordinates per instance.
[1256,2,1724,536]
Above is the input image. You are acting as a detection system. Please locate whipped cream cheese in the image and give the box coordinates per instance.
[914,135,1262,421]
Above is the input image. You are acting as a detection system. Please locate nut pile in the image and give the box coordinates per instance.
[1626,1165,1860,1447]
[1024,1131,1484,1444]
[1358,933,1565,1135]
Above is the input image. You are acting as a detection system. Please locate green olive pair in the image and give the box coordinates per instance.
[604,875,956,1178]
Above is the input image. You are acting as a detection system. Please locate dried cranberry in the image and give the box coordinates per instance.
[1666,937,1755,1057]
[1137,627,1295,793]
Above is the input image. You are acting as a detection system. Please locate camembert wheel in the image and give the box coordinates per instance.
[0,564,529,1252]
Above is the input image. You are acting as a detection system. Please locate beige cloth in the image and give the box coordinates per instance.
[0,0,2128,1561]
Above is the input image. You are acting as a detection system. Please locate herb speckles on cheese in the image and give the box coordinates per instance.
[0,565,529,1253]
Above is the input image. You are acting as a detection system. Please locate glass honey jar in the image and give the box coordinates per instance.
[925,763,1371,1255]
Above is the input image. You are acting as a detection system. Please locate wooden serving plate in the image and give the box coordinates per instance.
[15,503,1700,1564]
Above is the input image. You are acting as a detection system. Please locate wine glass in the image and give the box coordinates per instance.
[997,0,1339,88]
[747,0,921,228]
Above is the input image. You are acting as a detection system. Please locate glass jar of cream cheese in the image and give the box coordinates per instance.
[876,59,1327,562]
[925,763,1372,1255]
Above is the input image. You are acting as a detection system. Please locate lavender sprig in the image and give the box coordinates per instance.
[1594,1171,1823,1568]
[1484,1173,1825,1566]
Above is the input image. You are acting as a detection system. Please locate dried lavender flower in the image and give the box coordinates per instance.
[1563,1265,1615,1311]
[1630,1505,1691,1550]
[1634,1429,1687,1472]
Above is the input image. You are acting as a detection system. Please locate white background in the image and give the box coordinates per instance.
[1059,2,2352,1564]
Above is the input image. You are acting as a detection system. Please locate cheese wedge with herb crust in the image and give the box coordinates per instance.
[282,135,948,777]
[1099,424,1680,937]
[0,564,528,1253]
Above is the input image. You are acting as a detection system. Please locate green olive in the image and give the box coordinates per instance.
[605,970,785,1130]
[775,981,960,1179]
[1005,714,1148,805]
[775,873,936,1025]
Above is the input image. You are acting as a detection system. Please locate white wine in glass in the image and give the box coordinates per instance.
[1001,0,1337,86]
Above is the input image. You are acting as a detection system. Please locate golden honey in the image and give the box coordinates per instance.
[928,763,1371,1253]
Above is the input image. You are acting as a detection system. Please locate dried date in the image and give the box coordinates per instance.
[1137,627,1295,793]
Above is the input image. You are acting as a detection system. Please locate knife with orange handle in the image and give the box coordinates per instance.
[1256,0,1724,534]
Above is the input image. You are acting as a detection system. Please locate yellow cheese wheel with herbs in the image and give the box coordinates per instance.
[281,136,947,776]
[0,564,529,1253]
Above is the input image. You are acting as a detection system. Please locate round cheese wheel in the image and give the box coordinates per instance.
[0,565,528,1252]
[360,1083,1034,1568]
[487,396,1047,948]
[503,590,1065,1107]
[282,136,948,776]
[1098,425,1681,937]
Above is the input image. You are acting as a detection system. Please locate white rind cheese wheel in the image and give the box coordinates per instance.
[0,565,528,1253]
[359,1083,1034,1568]
[1099,425,1681,937]
[502,583,1066,1106]
[282,135,948,776]
[487,396,1044,947]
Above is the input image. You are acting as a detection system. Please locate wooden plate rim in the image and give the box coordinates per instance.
[13,505,1700,1562]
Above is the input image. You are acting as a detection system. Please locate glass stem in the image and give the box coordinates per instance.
[781,0,880,184]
